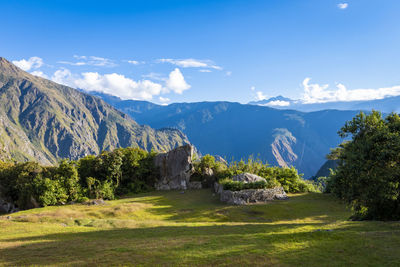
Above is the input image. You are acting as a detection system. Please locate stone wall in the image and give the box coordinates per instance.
[215,182,288,205]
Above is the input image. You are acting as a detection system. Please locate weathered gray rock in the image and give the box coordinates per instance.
[188,181,202,189]
[214,182,224,194]
[0,187,18,214]
[202,167,214,177]
[154,144,194,190]
[219,186,288,205]
[84,199,106,206]
[0,198,19,214]
[232,173,267,183]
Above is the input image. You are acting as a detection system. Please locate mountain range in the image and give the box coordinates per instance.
[90,92,361,178]
[249,95,400,113]
[2,55,399,178]
[0,57,189,164]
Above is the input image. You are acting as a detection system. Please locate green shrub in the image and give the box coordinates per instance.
[313,176,332,193]
[328,111,400,220]
[219,178,270,191]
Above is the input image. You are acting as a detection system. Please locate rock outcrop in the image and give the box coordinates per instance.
[271,128,298,168]
[0,187,18,214]
[214,173,289,205]
[188,181,202,189]
[0,198,18,214]
[232,173,267,183]
[154,144,195,190]
[219,187,288,205]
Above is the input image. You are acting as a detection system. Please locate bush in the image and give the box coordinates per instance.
[192,154,228,187]
[0,146,160,211]
[313,176,332,193]
[219,178,270,191]
[194,155,314,193]
[328,111,400,220]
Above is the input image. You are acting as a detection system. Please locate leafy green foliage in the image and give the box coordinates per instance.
[0,147,158,211]
[312,176,332,193]
[329,111,400,220]
[193,155,316,193]
[219,179,270,191]
[0,162,72,209]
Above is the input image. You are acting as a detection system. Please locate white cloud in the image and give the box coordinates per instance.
[52,68,76,86]
[50,67,190,100]
[225,71,232,76]
[255,91,267,101]
[142,72,165,81]
[250,86,268,101]
[58,56,116,67]
[30,71,48,79]
[166,68,191,94]
[158,58,222,70]
[301,78,400,103]
[264,100,291,107]
[74,72,163,100]
[126,60,145,65]
[337,3,348,9]
[73,55,87,60]
[12,57,44,71]
[199,69,212,73]
[159,96,170,103]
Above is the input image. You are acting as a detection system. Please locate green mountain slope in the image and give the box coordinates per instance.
[0,57,189,164]
[91,92,360,178]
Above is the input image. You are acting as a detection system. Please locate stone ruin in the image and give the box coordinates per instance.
[214,172,289,205]
[153,146,289,205]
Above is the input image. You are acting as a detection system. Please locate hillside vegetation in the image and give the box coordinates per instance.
[0,149,315,212]
[92,92,360,178]
[0,57,188,164]
[328,111,400,220]
[1,190,399,266]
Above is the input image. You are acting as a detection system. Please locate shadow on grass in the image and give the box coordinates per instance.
[1,222,400,266]
[126,190,350,224]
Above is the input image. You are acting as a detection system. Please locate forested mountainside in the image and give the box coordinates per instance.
[91,92,359,178]
[0,57,189,164]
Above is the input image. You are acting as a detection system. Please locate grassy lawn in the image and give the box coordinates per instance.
[0,190,399,266]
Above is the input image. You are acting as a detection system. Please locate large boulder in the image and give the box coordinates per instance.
[0,198,18,214]
[0,187,18,214]
[232,173,267,183]
[220,187,288,205]
[154,144,194,190]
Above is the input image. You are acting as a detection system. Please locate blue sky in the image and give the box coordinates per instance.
[1,0,400,105]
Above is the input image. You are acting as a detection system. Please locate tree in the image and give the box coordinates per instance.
[329,111,400,220]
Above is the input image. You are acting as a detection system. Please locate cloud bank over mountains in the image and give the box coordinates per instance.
[17,56,193,102]
[12,57,43,71]
[14,56,400,105]
[254,78,400,107]
[302,78,400,104]
[51,68,189,101]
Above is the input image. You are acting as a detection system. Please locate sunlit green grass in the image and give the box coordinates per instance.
[0,190,399,266]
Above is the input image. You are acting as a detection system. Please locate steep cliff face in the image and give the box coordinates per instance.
[271,128,298,168]
[0,57,189,164]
